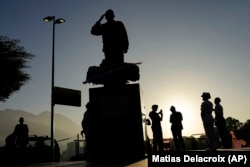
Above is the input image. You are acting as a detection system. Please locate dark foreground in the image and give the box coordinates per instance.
[16,148,250,167]
[18,159,147,167]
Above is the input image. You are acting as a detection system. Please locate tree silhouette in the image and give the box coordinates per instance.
[225,117,243,131]
[225,117,250,146]
[0,35,35,102]
[240,119,250,146]
[238,120,250,146]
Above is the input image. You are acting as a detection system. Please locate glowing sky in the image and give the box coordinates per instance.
[1,0,250,138]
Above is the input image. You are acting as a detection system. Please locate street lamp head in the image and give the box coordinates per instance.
[55,18,66,24]
[43,16,54,22]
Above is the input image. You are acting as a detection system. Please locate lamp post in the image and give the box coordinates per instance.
[43,16,65,161]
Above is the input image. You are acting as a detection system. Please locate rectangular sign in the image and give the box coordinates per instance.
[54,87,81,107]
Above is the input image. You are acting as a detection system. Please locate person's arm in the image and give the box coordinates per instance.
[119,22,129,53]
[179,112,183,121]
[26,125,29,133]
[91,14,105,35]
[170,115,173,123]
[159,110,163,121]
[13,125,18,134]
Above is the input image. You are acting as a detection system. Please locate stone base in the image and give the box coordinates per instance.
[88,83,145,163]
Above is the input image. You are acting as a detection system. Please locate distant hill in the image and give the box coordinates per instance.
[0,109,82,152]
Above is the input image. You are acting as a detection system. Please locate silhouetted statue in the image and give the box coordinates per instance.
[85,9,140,85]
[81,102,92,163]
[149,104,164,152]
[214,97,231,148]
[91,9,129,65]
[170,106,185,151]
[13,117,29,147]
[200,92,217,151]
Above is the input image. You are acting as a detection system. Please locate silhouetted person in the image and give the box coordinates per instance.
[81,102,92,163]
[11,117,29,165]
[170,106,185,151]
[145,118,153,153]
[91,9,129,65]
[13,117,29,147]
[214,97,231,148]
[200,92,217,151]
[149,104,164,152]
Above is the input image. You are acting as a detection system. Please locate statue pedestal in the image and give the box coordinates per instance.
[88,83,146,163]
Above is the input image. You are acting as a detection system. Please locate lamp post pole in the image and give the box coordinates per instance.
[51,15,55,161]
[43,16,65,161]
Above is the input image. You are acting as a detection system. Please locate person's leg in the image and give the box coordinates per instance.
[204,122,217,150]
[172,130,180,151]
[178,130,186,151]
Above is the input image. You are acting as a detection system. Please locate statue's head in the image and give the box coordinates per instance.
[105,9,115,21]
